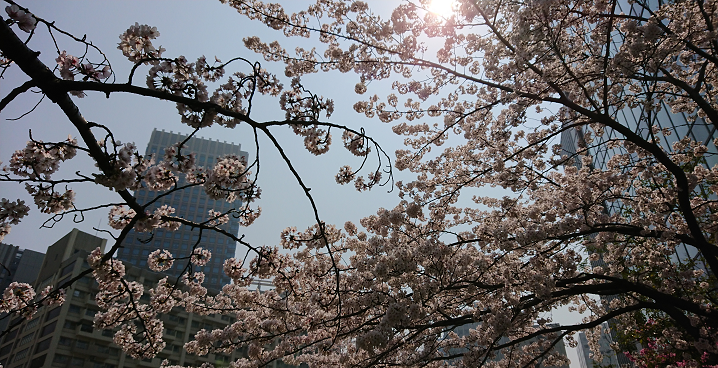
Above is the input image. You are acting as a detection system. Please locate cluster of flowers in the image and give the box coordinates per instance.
[95,141,263,234]
[201,154,255,203]
[0,282,35,318]
[7,137,77,180]
[25,184,75,214]
[95,142,151,192]
[108,204,180,232]
[279,223,342,250]
[4,138,78,216]
[0,198,29,242]
[88,248,167,358]
[206,209,230,226]
[146,56,252,129]
[56,51,111,83]
[118,23,164,63]
[280,77,335,123]
[5,4,36,33]
[211,68,283,128]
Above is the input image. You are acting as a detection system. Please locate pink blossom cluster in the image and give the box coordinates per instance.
[206,209,229,226]
[147,249,174,272]
[56,51,111,82]
[118,23,164,63]
[0,198,29,242]
[88,248,168,358]
[95,142,153,192]
[7,137,77,180]
[5,4,36,33]
[24,184,75,214]
[0,282,35,318]
[203,154,254,203]
[190,247,212,266]
[280,77,335,123]
[39,286,65,307]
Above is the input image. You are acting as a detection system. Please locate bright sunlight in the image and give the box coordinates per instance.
[428,0,456,18]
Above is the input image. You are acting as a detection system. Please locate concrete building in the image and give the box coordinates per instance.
[0,243,45,332]
[116,129,249,290]
[0,243,45,294]
[0,229,292,368]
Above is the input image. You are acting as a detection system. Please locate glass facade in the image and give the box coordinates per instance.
[116,129,248,290]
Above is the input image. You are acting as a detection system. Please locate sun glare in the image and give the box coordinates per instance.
[428,0,456,18]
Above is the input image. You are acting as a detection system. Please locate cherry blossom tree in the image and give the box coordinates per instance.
[204,0,716,367]
[0,0,389,362]
[2,0,718,367]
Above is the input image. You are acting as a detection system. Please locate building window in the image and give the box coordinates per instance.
[16,333,34,347]
[64,320,77,331]
[3,328,18,342]
[60,262,75,277]
[29,354,45,368]
[75,340,89,350]
[80,322,93,333]
[34,338,51,353]
[72,290,87,299]
[58,337,74,346]
[53,354,70,364]
[45,306,61,321]
[0,343,12,358]
[12,347,29,362]
[40,321,56,337]
[70,357,85,366]
[24,317,40,330]
[68,304,81,314]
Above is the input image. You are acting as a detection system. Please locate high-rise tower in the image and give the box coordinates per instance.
[116,129,247,290]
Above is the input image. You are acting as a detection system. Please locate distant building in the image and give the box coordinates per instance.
[0,243,44,296]
[449,322,570,367]
[0,229,291,368]
[576,325,621,368]
[116,129,248,290]
[0,243,45,332]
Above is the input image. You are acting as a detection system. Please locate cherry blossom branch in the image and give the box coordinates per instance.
[0,79,36,112]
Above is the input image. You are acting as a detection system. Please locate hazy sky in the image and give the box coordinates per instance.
[1,2,582,366]
[1,1,405,253]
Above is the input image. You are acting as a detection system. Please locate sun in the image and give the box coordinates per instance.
[428,0,456,19]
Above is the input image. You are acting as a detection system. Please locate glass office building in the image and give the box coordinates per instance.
[116,129,248,290]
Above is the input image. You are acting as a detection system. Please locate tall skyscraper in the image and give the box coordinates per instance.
[576,326,621,368]
[558,4,716,360]
[116,129,247,290]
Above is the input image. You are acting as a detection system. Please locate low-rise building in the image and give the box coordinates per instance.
[0,229,291,368]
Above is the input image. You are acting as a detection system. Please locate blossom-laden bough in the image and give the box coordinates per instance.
[0,0,391,364]
[199,0,716,367]
[2,0,718,367]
